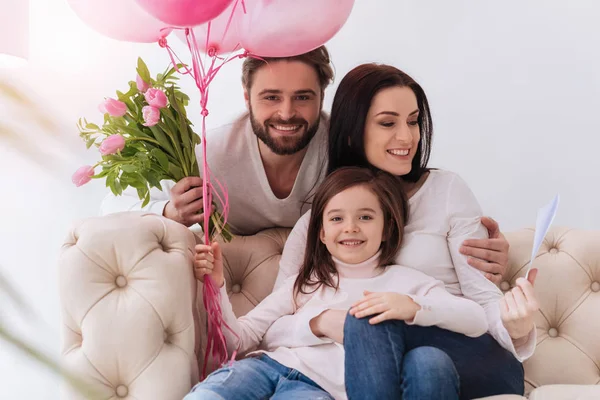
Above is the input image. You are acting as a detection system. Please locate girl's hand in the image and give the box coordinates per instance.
[501,268,539,340]
[310,309,347,344]
[349,291,421,324]
[194,242,224,288]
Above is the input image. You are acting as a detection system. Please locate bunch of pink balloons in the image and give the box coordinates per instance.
[68,0,355,57]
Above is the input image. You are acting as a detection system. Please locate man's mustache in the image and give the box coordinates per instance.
[265,118,308,126]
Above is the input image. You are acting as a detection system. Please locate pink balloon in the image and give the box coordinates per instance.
[238,0,355,57]
[175,1,244,55]
[68,0,171,43]
[135,0,235,27]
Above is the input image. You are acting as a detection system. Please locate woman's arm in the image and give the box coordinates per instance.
[445,173,537,361]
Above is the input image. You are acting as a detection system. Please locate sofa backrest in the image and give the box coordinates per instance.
[503,227,600,393]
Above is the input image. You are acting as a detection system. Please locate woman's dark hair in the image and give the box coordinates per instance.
[327,63,433,183]
[294,167,409,299]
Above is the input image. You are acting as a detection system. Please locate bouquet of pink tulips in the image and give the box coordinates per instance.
[74,58,232,242]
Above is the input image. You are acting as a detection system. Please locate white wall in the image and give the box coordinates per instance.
[0,0,598,398]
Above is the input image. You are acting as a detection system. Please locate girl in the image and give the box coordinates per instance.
[184,167,489,400]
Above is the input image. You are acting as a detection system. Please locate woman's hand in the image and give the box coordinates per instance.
[349,291,421,324]
[194,242,224,288]
[501,268,539,340]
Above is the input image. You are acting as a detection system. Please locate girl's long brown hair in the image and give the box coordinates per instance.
[293,167,409,299]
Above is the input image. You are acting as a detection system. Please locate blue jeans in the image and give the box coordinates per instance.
[344,315,524,400]
[184,354,334,400]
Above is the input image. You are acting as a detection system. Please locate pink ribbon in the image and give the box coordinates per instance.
[158,0,262,380]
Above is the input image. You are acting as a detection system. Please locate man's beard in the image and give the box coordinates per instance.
[249,109,320,156]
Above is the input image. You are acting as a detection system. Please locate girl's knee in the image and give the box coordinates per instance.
[344,313,408,336]
[405,347,458,378]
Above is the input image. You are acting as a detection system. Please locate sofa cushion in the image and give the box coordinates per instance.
[528,384,600,400]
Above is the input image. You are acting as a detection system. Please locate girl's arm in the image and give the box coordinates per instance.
[445,173,537,361]
[218,277,297,355]
[349,271,488,338]
[406,279,489,337]
[195,243,297,355]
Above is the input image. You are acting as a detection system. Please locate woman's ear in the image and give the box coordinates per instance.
[320,227,326,243]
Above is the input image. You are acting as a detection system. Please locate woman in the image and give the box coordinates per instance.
[186,167,490,400]
[265,64,538,399]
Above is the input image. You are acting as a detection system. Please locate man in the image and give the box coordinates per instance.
[101,46,508,282]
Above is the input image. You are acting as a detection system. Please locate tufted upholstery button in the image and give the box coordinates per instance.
[591,282,600,292]
[116,385,128,398]
[115,275,127,288]
[500,281,511,291]
[549,247,559,254]
[231,284,241,294]
[548,328,558,338]
[163,331,170,343]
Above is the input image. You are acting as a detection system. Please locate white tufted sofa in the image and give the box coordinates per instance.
[58,212,600,400]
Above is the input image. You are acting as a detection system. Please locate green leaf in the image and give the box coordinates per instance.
[142,190,151,208]
[164,64,186,79]
[121,173,143,189]
[113,178,123,195]
[94,168,111,179]
[86,122,100,130]
[168,163,184,181]
[136,58,151,86]
[175,92,190,102]
[118,123,149,138]
[143,171,162,189]
[120,164,138,173]
[85,138,96,149]
[167,87,193,168]
[106,170,116,189]
[148,125,177,158]
[151,148,169,171]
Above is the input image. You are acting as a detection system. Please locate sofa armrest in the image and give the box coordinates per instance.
[59,212,199,400]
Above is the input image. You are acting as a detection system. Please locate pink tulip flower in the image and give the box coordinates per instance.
[99,98,127,117]
[72,165,95,187]
[136,74,150,93]
[142,106,161,127]
[99,135,126,155]
[144,88,168,108]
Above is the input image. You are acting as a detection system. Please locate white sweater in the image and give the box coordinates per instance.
[266,169,536,362]
[220,252,488,400]
[99,114,329,235]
